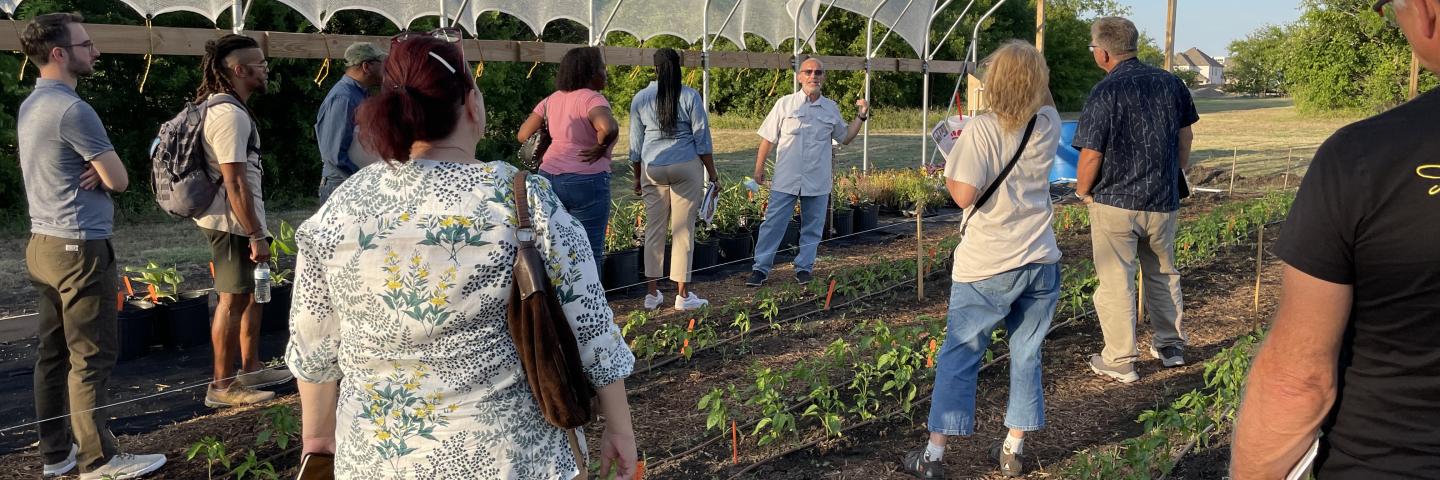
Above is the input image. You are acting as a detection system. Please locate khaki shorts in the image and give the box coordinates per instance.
[201,227,258,294]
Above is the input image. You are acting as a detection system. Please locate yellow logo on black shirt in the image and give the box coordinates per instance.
[1420,164,1440,195]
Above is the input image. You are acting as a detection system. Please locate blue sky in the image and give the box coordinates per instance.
[1122,0,1304,58]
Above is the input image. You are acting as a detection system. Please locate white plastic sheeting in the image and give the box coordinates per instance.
[4,0,936,56]
[117,0,233,22]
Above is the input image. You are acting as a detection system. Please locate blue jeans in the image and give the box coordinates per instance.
[928,262,1060,436]
[539,171,610,265]
[751,191,827,275]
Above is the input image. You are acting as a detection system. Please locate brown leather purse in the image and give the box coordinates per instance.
[508,171,597,429]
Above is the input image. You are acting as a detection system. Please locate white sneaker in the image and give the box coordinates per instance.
[42,444,77,477]
[643,290,665,310]
[674,292,709,311]
[79,453,166,480]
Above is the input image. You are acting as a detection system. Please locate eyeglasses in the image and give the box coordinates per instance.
[1374,0,1400,28]
[1087,44,1097,52]
[55,40,95,51]
[799,69,824,76]
[243,61,269,71]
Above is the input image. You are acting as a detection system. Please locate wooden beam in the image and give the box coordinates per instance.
[0,20,970,74]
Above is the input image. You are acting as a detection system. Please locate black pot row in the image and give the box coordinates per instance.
[599,203,882,291]
[115,285,292,362]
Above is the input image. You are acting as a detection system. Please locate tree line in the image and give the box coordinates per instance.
[1225,0,1437,112]
[0,0,1141,225]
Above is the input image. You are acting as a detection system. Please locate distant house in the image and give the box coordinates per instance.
[1172,47,1225,86]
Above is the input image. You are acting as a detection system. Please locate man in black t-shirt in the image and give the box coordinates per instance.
[1231,1,1440,478]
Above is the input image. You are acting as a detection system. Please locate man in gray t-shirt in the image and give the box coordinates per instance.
[18,12,165,479]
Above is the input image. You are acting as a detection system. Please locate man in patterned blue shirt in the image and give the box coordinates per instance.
[1072,16,1198,383]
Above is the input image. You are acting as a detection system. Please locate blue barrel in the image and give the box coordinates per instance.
[1050,120,1080,183]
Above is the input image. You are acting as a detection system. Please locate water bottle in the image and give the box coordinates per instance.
[743,176,761,193]
[254,262,271,304]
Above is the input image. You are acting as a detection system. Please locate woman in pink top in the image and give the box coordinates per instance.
[517,46,620,265]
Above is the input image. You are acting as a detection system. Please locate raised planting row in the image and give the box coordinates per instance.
[1062,330,1263,479]
[643,192,1294,477]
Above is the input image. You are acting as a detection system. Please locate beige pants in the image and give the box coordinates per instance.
[1088,202,1185,365]
[642,159,705,283]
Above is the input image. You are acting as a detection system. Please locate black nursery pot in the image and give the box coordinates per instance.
[716,231,753,264]
[691,238,719,273]
[854,203,880,233]
[603,248,642,292]
[159,291,212,349]
[780,219,801,254]
[831,209,855,238]
[261,284,294,334]
[117,299,159,361]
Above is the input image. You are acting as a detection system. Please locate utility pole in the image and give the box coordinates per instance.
[1035,0,1045,53]
[1164,0,1176,70]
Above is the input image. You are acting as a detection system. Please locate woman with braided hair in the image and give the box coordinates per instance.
[189,33,296,409]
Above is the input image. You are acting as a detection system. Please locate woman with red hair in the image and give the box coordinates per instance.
[286,34,637,479]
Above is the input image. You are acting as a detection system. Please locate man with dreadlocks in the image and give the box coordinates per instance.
[190,33,293,409]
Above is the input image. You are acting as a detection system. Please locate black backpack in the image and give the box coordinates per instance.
[150,95,252,219]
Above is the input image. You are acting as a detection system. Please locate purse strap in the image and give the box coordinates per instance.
[961,114,1039,238]
[513,170,536,245]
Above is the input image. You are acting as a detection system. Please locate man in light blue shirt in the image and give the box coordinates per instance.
[315,42,384,203]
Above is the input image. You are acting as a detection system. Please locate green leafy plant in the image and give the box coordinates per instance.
[604,200,644,253]
[124,261,183,302]
[230,449,279,480]
[185,436,230,480]
[267,219,298,286]
[256,405,300,449]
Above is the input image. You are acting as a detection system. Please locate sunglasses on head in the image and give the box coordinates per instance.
[390,27,468,75]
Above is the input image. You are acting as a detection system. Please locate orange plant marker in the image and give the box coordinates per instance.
[731,420,739,464]
[209,262,216,279]
[115,292,125,311]
[123,277,135,296]
[634,459,645,480]
[681,318,697,356]
[824,279,837,310]
[926,338,938,368]
[147,284,158,303]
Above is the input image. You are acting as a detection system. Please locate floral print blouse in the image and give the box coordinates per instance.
[286,160,635,479]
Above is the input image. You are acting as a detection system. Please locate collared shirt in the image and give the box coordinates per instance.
[757,91,849,196]
[17,79,116,239]
[628,82,713,167]
[315,75,367,180]
[1072,58,1199,212]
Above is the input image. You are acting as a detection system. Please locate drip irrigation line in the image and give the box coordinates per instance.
[0,368,285,434]
[600,210,968,295]
[632,267,953,380]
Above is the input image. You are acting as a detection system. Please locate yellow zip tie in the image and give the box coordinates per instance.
[138,18,155,93]
[765,68,782,97]
[312,32,332,85]
[524,36,540,79]
[472,39,484,79]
